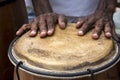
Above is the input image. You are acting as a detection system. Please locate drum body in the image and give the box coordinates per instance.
[8,24,120,80]
[13,65,119,80]
[0,0,28,80]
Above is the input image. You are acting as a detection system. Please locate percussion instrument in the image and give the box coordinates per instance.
[8,23,120,80]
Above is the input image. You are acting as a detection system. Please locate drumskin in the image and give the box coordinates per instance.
[13,23,113,71]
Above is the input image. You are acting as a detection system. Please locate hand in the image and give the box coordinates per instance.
[76,11,114,39]
[16,13,67,37]
[76,0,117,40]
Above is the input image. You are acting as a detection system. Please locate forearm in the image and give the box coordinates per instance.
[106,0,117,16]
[95,0,117,13]
[95,0,107,13]
[31,0,52,16]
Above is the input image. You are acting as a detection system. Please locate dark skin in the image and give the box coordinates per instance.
[16,0,67,38]
[76,0,117,39]
[16,0,117,39]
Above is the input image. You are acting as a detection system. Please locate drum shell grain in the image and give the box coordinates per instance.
[0,0,28,80]
[13,64,119,80]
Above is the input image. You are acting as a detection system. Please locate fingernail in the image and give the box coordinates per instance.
[78,31,84,35]
[41,31,46,35]
[40,31,46,37]
[30,30,36,35]
[61,22,64,24]
[77,21,80,24]
[60,22,65,28]
[48,30,53,35]
[106,32,111,37]
[93,33,98,39]
[76,22,81,28]
[16,31,20,35]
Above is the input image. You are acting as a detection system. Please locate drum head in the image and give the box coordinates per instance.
[8,23,120,79]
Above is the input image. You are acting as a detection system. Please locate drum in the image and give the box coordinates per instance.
[8,23,120,80]
[0,0,28,80]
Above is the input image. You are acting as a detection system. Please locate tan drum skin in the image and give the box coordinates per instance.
[12,24,120,80]
[0,0,28,80]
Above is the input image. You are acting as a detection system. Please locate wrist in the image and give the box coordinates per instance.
[32,0,53,16]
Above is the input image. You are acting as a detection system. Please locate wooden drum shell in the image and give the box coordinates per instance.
[0,0,28,80]
[13,64,119,80]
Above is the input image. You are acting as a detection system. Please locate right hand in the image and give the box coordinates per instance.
[16,13,67,37]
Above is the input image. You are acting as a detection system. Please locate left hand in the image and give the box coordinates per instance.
[76,11,114,39]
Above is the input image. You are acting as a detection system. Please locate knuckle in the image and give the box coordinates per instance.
[82,23,88,30]
[105,23,110,28]
[38,22,46,28]
[23,24,27,26]
[48,23,53,28]
[47,19,53,24]
[31,22,37,26]
[96,23,102,27]
[47,13,52,16]
[22,26,27,30]
[30,23,37,30]
[88,17,95,22]
[40,26,46,30]
[85,22,91,26]
[47,17,53,24]
[31,19,38,25]
[39,21,45,25]
[39,14,45,19]
[31,26,37,30]
[103,17,109,22]
[96,19,103,27]
[95,26,101,31]
[95,26,102,31]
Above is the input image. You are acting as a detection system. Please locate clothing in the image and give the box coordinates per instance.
[25,0,35,22]
[49,0,99,17]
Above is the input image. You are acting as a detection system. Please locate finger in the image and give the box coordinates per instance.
[104,22,112,38]
[92,19,104,39]
[76,18,85,28]
[78,21,93,36]
[46,14,56,36]
[78,17,95,35]
[29,18,38,37]
[58,14,67,29]
[16,24,30,36]
[77,15,96,35]
[39,15,47,38]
